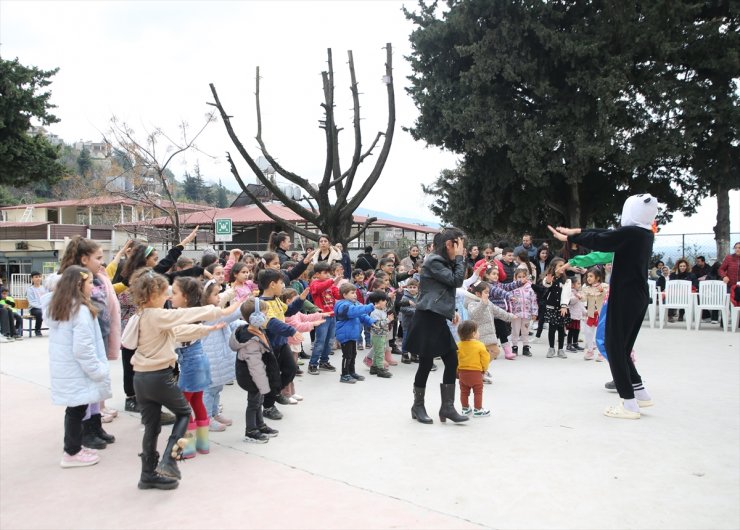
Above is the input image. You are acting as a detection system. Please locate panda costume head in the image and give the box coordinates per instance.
[621,194,658,230]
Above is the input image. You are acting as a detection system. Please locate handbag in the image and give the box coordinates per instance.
[121,313,140,350]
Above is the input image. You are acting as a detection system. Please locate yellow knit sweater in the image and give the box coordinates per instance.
[457,339,490,372]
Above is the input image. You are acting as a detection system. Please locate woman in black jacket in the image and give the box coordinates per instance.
[405,228,469,425]
[668,258,697,322]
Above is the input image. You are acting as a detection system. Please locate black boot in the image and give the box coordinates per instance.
[124,396,138,412]
[90,413,115,443]
[156,415,189,480]
[439,383,469,423]
[411,386,433,424]
[81,419,107,449]
[138,452,179,490]
[410,353,420,363]
[401,353,412,364]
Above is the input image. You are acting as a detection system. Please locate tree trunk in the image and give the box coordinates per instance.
[568,182,581,228]
[714,180,730,260]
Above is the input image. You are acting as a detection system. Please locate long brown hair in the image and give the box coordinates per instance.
[48,266,98,322]
[59,237,101,274]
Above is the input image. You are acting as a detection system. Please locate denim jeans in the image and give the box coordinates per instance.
[309,317,335,366]
[203,385,224,418]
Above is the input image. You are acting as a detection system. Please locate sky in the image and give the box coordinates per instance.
[1,0,737,236]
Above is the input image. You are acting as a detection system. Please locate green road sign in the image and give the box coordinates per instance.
[215,218,232,242]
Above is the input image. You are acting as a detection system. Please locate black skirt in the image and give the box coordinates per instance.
[404,309,457,358]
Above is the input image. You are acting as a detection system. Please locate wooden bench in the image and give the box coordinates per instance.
[13,299,48,338]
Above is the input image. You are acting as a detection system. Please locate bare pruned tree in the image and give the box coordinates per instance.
[103,112,215,242]
[209,44,395,246]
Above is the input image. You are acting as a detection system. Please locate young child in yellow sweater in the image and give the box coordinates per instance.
[456,320,491,417]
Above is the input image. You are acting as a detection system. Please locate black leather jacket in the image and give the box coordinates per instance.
[415,254,466,320]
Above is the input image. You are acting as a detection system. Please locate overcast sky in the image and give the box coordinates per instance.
[1,0,736,236]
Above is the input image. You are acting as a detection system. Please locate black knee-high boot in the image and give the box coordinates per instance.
[439,383,469,423]
[156,414,190,480]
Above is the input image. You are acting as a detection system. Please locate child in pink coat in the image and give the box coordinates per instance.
[509,269,538,357]
[282,288,327,400]
[566,276,586,353]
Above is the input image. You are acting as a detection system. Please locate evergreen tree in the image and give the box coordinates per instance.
[406,1,700,237]
[77,147,92,177]
[0,57,65,187]
[181,170,200,202]
[216,179,229,208]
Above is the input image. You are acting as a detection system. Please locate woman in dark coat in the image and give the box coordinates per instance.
[406,228,469,425]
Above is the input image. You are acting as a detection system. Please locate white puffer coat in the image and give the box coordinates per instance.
[47,305,112,407]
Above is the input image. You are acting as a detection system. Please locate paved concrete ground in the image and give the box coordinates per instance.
[1,322,738,530]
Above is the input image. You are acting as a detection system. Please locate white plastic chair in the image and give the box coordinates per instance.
[659,280,693,330]
[694,280,730,332]
[646,279,657,328]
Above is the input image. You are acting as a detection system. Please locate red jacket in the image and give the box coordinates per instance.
[719,253,740,292]
[309,278,340,315]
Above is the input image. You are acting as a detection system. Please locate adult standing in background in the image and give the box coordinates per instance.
[335,242,352,279]
[356,246,378,272]
[514,233,537,261]
[311,234,342,265]
[718,242,740,292]
[268,231,292,266]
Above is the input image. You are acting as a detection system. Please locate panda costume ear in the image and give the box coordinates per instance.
[621,194,658,230]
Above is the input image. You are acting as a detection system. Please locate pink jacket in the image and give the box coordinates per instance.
[509,283,538,319]
[285,312,325,345]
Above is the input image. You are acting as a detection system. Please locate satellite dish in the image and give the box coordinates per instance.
[292,186,302,200]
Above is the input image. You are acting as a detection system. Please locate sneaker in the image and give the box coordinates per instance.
[556,349,567,359]
[213,413,232,426]
[319,362,336,372]
[263,406,283,420]
[604,380,617,392]
[61,449,100,468]
[291,394,304,401]
[546,348,556,358]
[473,408,491,417]
[124,397,138,412]
[461,406,472,415]
[275,394,293,406]
[101,414,114,424]
[209,418,227,432]
[244,429,269,444]
[12,335,23,341]
[0,336,10,343]
[297,360,305,366]
[258,424,279,437]
[35,331,43,337]
[512,345,518,355]
[522,346,532,357]
[574,344,585,351]
[357,344,365,351]
[566,344,576,352]
[349,373,365,381]
[595,354,605,362]
[483,374,493,385]
[307,365,319,375]
[710,320,719,324]
[299,351,311,360]
[583,350,594,361]
[339,374,356,384]
[374,367,393,378]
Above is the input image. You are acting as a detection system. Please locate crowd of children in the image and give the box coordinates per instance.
[34,228,628,489]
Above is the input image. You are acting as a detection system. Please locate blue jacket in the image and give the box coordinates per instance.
[334,300,375,344]
[202,310,245,387]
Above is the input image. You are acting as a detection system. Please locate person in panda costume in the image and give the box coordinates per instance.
[548,194,658,419]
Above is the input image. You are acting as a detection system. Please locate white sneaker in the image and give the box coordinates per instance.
[0,336,10,343]
[473,408,491,417]
[291,394,304,401]
[209,418,227,432]
[61,449,100,468]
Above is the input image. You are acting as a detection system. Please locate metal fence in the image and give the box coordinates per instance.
[653,233,740,266]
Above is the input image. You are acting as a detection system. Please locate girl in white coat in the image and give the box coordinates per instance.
[47,266,111,468]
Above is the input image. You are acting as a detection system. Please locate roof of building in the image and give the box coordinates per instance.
[0,221,52,228]
[120,202,439,234]
[0,197,209,212]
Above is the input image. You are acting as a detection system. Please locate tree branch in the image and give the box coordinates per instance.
[225,152,320,242]
[344,43,396,214]
[352,215,378,243]
[335,50,363,207]
[208,83,320,224]
[330,131,384,187]
[253,67,318,199]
